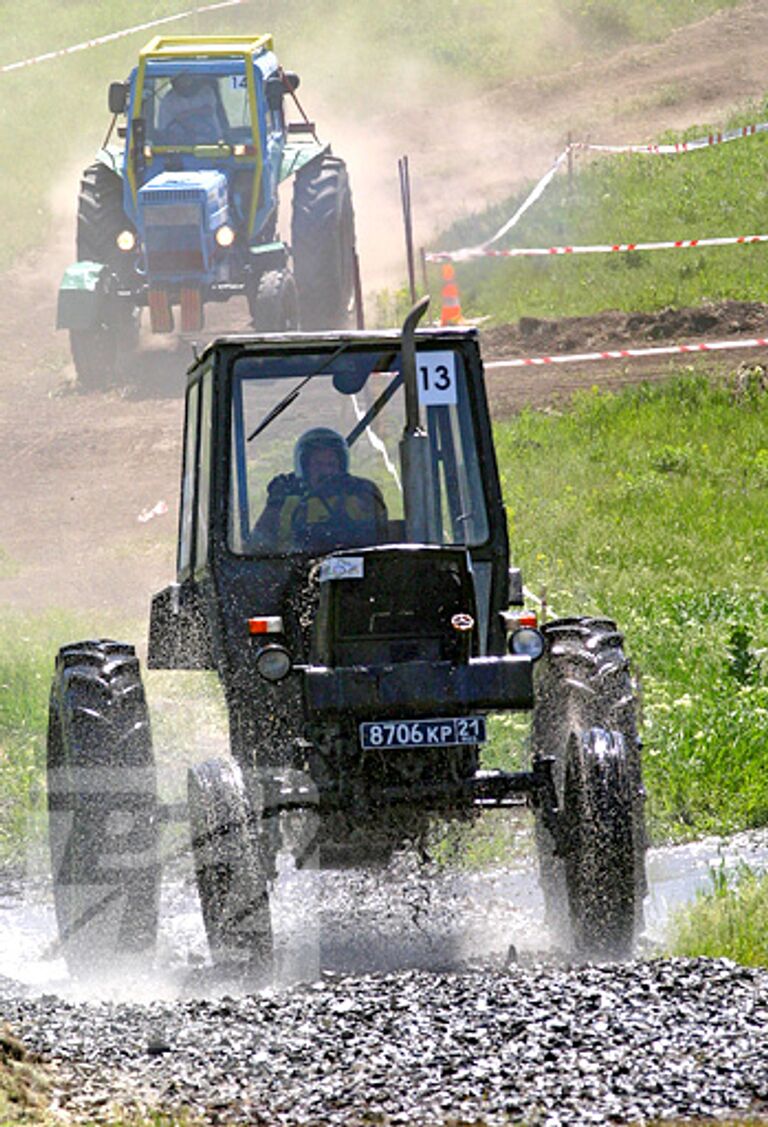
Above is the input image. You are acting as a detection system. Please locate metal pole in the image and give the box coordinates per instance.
[399,155,417,304]
[419,246,428,292]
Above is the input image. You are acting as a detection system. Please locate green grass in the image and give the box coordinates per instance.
[669,863,768,967]
[431,103,768,323]
[492,368,768,841]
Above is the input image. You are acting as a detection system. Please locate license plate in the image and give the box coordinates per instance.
[359,716,487,750]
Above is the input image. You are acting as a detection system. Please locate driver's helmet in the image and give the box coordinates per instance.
[294,427,349,482]
[170,73,203,98]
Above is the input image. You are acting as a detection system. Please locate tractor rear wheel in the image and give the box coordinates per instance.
[248,269,299,332]
[291,154,357,330]
[188,758,273,972]
[47,640,160,975]
[530,617,646,957]
[72,162,139,388]
[76,162,134,269]
[563,728,638,960]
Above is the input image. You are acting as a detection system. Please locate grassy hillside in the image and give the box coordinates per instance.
[493,368,768,840]
[430,103,768,323]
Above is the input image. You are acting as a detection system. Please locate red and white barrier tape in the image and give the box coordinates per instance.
[0,0,245,75]
[578,121,768,156]
[430,118,768,261]
[482,148,570,248]
[428,232,768,263]
[484,336,768,370]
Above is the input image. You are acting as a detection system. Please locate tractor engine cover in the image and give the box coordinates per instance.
[138,169,228,283]
[311,545,478,668]
[302,545,535,719]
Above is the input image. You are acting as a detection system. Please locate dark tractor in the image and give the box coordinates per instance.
[56,34,358,388]
[46,301,647,976]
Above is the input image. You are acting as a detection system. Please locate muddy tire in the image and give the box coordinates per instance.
[563,728,638,959]
[47,640,160,975]
[188,758,273,971]
[248,268,300,332]
[291,154,356,330]
[76,162,133,269]
[530,617,646,954]
[73,162,139,389]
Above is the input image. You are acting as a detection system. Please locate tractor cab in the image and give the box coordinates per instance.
[148,306,536,777]
[117,37,303,248]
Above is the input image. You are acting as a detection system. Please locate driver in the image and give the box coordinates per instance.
[253,427,388,552]
[157,74,227,144]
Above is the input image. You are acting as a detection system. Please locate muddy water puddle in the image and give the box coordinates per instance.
[2,828,768,1000]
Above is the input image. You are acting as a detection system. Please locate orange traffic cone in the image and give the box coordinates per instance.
[440,262,463,325]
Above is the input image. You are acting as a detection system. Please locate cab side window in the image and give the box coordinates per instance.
[178,380,200,579]
[194,371,213,576]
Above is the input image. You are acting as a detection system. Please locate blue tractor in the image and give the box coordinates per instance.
[57,35,359,387]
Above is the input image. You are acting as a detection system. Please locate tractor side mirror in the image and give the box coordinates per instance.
[266,71,300,110]
[265,76,284,112]
[108,81,128,115]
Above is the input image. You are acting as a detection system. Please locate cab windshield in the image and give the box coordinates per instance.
[228,346,489,557]
[142,70,258,147]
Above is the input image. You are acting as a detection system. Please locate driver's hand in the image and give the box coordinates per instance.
[267,473,297,504]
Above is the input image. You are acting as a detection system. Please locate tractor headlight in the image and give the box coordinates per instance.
[215,224,236,248]
[509,627,545,661]
[116,229,136,252]
[255,643,292,683]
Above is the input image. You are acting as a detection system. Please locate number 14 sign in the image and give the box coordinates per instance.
[415,351,458,406]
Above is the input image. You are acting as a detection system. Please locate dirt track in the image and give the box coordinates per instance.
[1,2,768,621]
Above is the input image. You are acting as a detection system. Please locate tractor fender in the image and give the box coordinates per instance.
[56,261,111,331]
[279,140,331,184]
[94,145,124,180]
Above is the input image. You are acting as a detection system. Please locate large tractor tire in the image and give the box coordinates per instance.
[562,728,639,960]
[291,154,357,330]
[530,617,647,959]
[72,162,139,389]
[248,269,300,332]
[188,758,273,973]
[47,640,160,976]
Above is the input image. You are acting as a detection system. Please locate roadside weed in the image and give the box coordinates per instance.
[669,861,768,967]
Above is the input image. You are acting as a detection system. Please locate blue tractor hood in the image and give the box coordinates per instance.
[138,169,229,283]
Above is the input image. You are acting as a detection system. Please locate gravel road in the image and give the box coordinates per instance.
[3,957,768,1125]
[4,833,768,1124]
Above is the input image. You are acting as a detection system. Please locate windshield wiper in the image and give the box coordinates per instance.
[247,343,351,443]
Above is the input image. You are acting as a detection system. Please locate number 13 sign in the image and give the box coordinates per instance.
[415,351,458,406]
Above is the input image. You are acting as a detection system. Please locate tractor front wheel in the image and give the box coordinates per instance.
[188,758,274,973]
[563,728,639,959]
[248,269,300,332]
[69,304,140,390]
[530,617,647,958]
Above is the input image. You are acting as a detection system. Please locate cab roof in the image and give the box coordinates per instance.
[188,325,481,377]
[140,34,274,63]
